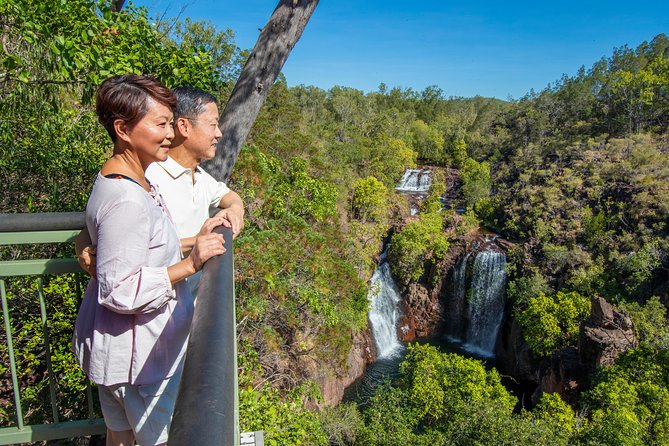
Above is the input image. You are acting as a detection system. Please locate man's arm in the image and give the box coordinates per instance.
[75,228,96,277]
[214,190,245,238]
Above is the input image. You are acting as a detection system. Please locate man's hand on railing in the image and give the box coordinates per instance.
[77,245,97,278]
[75,229,96,278]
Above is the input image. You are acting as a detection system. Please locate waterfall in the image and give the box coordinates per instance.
[445,252,470,339]
[445,248,507,358]
[465,250,507,356]
[368,261,403,358]
[395,169,432,192]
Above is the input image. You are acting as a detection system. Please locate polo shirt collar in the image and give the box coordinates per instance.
[157,156,201,179]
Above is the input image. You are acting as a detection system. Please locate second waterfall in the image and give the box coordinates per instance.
[445,247,507,358]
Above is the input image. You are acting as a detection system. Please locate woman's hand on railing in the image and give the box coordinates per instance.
[180,216,227,256]
[188,229,226,272]
[168,228,225,286]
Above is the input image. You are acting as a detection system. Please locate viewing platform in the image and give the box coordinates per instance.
[0,212,262,445]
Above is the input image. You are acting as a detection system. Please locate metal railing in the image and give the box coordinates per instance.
[0,212,105,444]
[169,225,240,445]
[0,212,246,445]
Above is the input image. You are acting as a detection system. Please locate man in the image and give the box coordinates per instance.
[144,86,244,295]
[77,86,245,288]
[147,86,244,246]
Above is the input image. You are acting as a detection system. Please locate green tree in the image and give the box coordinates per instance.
[356,384,425,446]
[319,403,365,446]
[409,119,444,163]
[621,296,669,348]
[451,135,468,168]
[399,344,516,423]
[460,157,491,210]
[388,207,450,284]
[367,138,417,188]
[351,176,390,222]
[582,344,669,445]
[164,17,242,87]
[259,155,338,223]
[516,291,591,356]
[534,392,577,436]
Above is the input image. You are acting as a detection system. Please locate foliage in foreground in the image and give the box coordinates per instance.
[238,347,327,446]
[337,344,580,446]
[582,344,669,446]
[321,343,669,446]
[0,275,92,425]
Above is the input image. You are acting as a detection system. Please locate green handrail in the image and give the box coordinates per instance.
[0,212,105,444]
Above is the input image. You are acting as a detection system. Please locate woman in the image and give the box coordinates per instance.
[73,75,225,446]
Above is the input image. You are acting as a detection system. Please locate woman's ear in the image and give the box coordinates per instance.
[114,119,132,143]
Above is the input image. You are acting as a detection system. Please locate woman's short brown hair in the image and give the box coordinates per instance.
[96,75,177,142]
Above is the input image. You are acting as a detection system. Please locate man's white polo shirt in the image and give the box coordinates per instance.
[145,156,230,239]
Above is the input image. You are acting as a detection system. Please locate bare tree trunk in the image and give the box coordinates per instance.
[204,0,319,181]
[111,0,125,12]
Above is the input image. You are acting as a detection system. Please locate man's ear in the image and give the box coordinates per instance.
[114,119,131,143]
[175,117,191,138]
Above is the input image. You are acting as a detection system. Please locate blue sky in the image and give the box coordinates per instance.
[132,0,668,100]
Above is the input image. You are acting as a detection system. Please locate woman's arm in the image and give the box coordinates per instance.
[95,199,179,314]
[95,198,226,314]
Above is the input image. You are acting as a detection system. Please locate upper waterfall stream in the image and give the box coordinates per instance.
[394,168,432,193]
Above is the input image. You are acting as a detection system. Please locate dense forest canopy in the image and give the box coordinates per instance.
[1,0,668,444]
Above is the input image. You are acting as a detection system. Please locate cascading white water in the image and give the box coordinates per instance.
[463,250,507,357]
[367,261,403,358]
[444,247,507,358]
[395,169,432,192]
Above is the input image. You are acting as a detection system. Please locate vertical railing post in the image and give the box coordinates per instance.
[76,275,98,421]
[0,279,24,430]
[37,277,60,423]
[169,226,238,445]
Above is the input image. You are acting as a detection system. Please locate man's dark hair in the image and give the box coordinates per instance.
[172,86,218,121]
[96,74,176,142]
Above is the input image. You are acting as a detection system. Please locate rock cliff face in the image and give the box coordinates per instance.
[495,316,543,383]
[512,296,639,406]
[579,296,638,373]
[398,283,440,341]
[397,238,469,342]
[531,347,587,407]
[317,329,376,406]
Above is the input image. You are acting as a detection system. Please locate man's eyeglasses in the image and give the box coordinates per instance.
[175,117,220,129]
